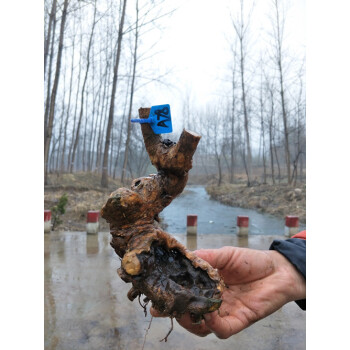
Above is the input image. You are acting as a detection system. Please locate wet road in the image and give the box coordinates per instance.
[161,186,305,235]
[45,231,305,350]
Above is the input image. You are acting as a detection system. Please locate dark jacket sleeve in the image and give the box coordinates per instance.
[269,237,306,310]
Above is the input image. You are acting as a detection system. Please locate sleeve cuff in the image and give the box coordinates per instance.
[269,238,306,310]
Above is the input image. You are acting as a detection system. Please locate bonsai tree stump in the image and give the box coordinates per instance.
[101,107,224,325]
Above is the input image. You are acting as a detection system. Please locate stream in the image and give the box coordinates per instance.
[160,185,305,235]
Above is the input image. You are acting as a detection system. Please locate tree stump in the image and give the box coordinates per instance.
[101,107,224,323]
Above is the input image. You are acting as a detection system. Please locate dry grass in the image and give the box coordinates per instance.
[44,172,123,231]
[46,171,122,191]
[207,182,306,224]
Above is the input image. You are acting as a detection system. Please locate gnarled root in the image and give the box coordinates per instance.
[101,107,224,326]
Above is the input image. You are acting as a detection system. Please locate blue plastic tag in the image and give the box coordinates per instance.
[131,104,172,134]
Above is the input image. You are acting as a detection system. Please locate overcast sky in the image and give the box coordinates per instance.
[136,0,306,134]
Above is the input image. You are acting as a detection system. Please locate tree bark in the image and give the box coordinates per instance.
[101,107,224,324]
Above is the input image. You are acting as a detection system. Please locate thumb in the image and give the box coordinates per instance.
[193,249,218,266]
[194,247,234,270]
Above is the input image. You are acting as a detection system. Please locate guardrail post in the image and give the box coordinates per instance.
[87,211,100,234]
[237,216,249,237]
[187,214,198,236]
[44,210,51,233]
[285,216,299,237]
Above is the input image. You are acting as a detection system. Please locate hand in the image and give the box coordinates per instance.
[150,246,305,339]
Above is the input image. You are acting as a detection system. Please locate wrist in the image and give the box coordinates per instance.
[267,250,306,302]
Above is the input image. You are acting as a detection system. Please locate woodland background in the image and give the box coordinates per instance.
[44,0,306,188]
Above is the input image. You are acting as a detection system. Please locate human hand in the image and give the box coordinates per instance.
[150,246,305,339]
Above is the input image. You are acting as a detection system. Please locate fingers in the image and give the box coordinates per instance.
[203,311,244,339]
[194,247,236,270]
[151,307,212,337]
[176,313,212,337]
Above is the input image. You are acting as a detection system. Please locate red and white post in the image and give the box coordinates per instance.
[87,211,99,234]
[237,216,249,237]
[285,216,299,237]
[187,215,198,236]
[44,210,51,233]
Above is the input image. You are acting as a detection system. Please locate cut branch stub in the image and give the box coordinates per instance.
[101,107,224,323]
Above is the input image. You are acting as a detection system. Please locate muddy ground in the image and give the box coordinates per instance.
[44,173,306,231]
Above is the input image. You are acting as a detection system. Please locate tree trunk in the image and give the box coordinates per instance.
[240,47,252,186]
[44,0,57,77]
[68,32,83,172]
[230,66,236,183]
[121,0,139,184]
[268,90,275,185]
[259,74,267,184]
[44,0,57,152]
[279,66,291,183]
[274,135,281,182]
[113,64,131,179]
[55,91,66,173]
[101,0,127,187]
[216,150,222,186]
[95,57,111,172]
[70,0,97,172]
[273,0,291,184]
[44,0,69,185]
[60,35,76,174]
[232,0,253,187]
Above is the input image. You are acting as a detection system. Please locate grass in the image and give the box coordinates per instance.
[46,172,122,191]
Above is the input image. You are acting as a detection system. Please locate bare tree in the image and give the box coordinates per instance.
[229,41,238,183]
[290,68,306,185]
[67,29,83,172]
[266,79,276,185]
[44,0,57,147]
[258,64,267,184]
[70,0,97,172]
[44,0,69,185]
[60,26,76,173]
[101,0,127,188]
[121,0,140,184]
[231,0,254,186]
[44,0,58,76]
[112,59,132,179]
[270,0,291,184]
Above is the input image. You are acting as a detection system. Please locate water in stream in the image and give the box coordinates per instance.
[161,185,305,235]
